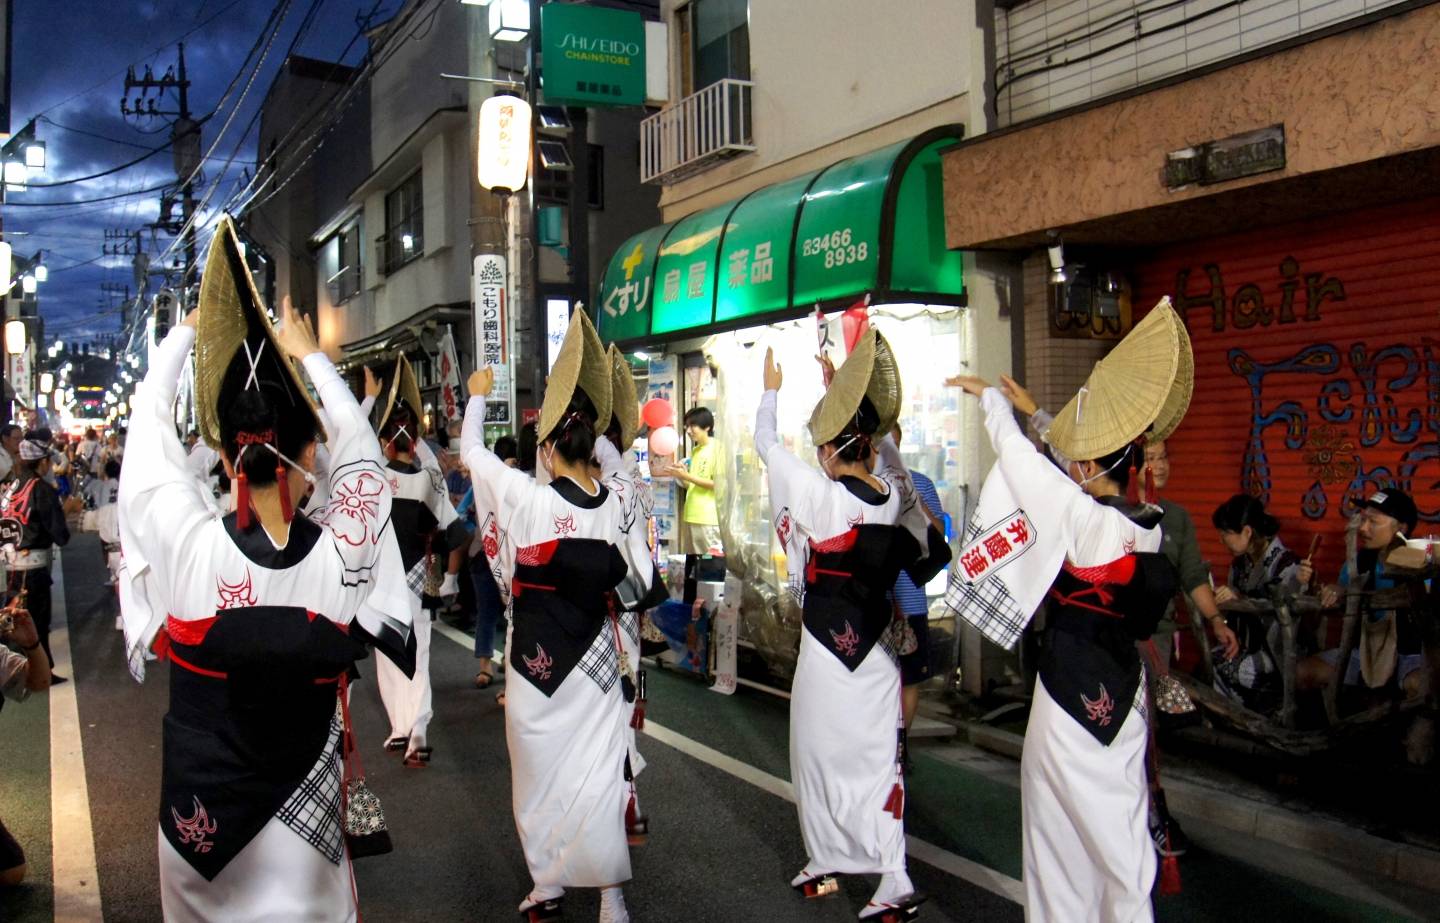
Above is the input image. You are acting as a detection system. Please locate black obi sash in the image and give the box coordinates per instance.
[802,524,924,671]
[509,537,628,696]
[1039,551,1177,745]
[159,606,366,880]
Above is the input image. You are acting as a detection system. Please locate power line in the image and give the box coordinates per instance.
[1,181,173,207]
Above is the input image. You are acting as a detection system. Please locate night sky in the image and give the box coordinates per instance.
[6,0,392,346]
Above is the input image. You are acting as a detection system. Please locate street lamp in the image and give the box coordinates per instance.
[489,0,530,40]
[5,320,26,354]
[39,372,53,393]
[20,273,36,295]
[33,264,47,283]
[24,140,45,171]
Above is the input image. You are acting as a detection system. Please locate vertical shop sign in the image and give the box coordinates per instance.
[646,354,679,544]
[473,254,512,424]
[9,343,31,408]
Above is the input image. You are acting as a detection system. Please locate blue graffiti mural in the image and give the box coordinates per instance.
[1232,338,1440,523]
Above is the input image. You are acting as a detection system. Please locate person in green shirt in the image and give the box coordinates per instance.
[666,406,723,557]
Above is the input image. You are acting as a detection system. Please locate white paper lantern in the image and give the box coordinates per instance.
[477,95,532,195]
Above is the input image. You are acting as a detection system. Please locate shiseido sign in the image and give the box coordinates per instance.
[541,2,646,107]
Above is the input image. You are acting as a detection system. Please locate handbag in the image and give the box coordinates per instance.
[338,677,393,858]
[1152,672,1196,715]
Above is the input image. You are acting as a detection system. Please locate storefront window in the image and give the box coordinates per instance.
[700,304,966,680]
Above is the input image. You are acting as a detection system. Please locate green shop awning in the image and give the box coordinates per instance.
[596,125,967,345]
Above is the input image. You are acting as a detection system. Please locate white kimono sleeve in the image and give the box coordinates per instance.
[597,437,659,611]
[874,433,930,550]
[117,326,217,679]
[301,353,413,639]
[412,437,459,530]
[756,389,824,600]
[460,396,538,594]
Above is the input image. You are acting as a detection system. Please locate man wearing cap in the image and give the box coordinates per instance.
[1300,488,1428,701]
[0,430,79,683]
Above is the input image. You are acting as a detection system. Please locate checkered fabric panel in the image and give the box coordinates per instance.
[943,520,1031,651]
[620,611,640,649]
[577,628,619,693]
[275,714,344,865]
[405,556,427,598]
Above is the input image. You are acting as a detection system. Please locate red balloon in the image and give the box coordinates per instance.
[641,398,675,429]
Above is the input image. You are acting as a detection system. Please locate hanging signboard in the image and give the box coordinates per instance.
[541,2,647,107]
[472,253,512,424]
[436,327,464,427]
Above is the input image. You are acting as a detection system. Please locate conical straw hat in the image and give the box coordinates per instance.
[195,215,325,449]
[809,329,903,445]
[607,344,640,448]
[377,352,424,435]
[1145,297,1194,444]
[538,308,612,443]
[1045,298,1185,461]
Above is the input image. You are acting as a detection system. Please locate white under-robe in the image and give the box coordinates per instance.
[754,389,929,878]
[969,387,1159,923]
[462,398,655,892]
[118,326,413,922]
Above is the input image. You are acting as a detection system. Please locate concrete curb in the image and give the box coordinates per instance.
[953,720,1440,895]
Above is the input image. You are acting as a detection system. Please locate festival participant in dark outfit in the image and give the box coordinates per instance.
[0,429,77,681]
[117,217,414,922]
[945,299,1192,923]
[371,353,465,768]
[462,309,662,923]
[758,332,949,922]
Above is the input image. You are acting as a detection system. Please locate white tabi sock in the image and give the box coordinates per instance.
[791,864,836,887]
[598,886,629,923]
[518,885,564,912]
[860,870,916,918]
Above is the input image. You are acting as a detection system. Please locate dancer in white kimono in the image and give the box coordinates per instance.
[118,217,414,923]
[462,309,661,923]
[370,354,464,767]
[757,331,949,922]
[944,299,1192,923]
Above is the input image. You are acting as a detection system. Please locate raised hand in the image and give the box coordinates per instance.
[945,374,990,397]
[364,366,381,399]
[468,367,495,399]
[999,374,1038,416]
[815,352,835,388]
[763,348,783,392]
[276,296,320,360]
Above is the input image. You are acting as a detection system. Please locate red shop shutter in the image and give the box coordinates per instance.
[1131,195,1440,585]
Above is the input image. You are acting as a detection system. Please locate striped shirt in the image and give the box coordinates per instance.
[891,469,944,615]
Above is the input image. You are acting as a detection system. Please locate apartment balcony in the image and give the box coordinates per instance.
[640,78,755,185]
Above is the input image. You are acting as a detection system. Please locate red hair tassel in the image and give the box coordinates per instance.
[276,460,293,523]
[235,469,250,530]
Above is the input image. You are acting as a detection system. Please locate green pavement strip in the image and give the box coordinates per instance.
[1,678,54,923]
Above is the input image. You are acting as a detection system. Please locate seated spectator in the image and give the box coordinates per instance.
[1210,494,1306,705]
[1298,489,1427,701]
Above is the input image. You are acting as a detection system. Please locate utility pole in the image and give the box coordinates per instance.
[122,42,199,279]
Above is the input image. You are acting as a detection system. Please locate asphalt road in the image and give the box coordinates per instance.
[2,534,1432,922]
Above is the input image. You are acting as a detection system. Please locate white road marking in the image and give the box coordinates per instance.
[48,548,105,921]
[437,625,1024,906]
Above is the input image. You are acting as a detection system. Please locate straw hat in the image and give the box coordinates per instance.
[1145,297,1194,444]
[377,352,424,435]
[538,308,612,443]
[1044,297,1188,461]
[194,215,325,449]
[607,344,640,448]
[808,329,903,445]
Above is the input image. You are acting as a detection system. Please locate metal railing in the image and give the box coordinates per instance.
[640,78,755,185]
